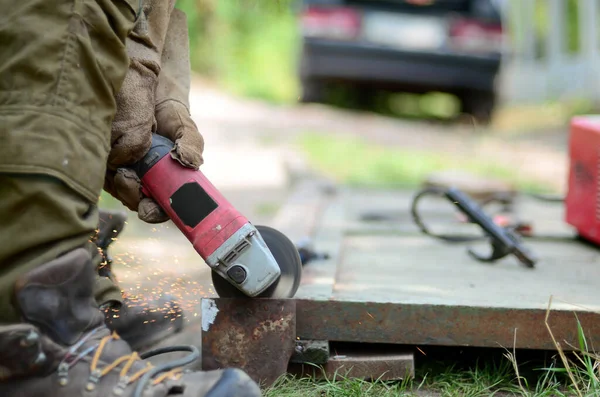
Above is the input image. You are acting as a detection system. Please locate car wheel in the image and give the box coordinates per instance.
[460,91,496,126]
[300,79,325,104]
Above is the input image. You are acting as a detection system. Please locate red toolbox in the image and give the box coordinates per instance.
[565,115,600,244]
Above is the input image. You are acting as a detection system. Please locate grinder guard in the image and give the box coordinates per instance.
[131,134,296,297]
[211,225,302,298]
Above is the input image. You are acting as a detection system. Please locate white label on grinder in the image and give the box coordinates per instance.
[201,299,219,332]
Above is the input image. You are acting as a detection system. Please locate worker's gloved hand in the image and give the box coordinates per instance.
[104,1,204,224]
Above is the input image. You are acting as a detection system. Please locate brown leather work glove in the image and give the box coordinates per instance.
[104,2,204,224]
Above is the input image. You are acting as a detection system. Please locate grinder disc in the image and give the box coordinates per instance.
[211,225,303,298]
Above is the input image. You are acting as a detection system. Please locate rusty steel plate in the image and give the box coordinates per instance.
[287,189,600,351]
[201,298,296,386]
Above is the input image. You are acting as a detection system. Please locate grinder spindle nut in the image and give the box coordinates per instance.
[227,265,247,284]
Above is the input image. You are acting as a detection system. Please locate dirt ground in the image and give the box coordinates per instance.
[188,76,569,193]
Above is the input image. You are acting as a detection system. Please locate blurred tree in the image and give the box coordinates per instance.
[176,0,217,74]
[176,0,300,103]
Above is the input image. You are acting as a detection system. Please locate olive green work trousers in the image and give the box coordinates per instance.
[0,0,140,322]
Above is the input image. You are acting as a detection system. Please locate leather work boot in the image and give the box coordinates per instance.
[0,248,262,397]
[95,209,185,351]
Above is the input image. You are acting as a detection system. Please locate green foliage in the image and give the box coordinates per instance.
[175,0,200,64]
[177,0,300,103]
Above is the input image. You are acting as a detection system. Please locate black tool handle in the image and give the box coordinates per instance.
[131,134,174,179]
[444,187,537,268]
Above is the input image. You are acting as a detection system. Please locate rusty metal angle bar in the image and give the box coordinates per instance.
[201,298,296,387]
[295,299,600,351]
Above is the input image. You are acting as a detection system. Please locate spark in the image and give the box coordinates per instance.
[416,347,426,356]
[366,312,374,320]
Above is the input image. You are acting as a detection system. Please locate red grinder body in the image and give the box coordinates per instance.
[565,116,600,244]
[132,134,282,297]
[141,152,245,259]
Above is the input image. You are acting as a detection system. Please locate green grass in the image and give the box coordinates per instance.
[264,374,414,396]
[262,361,554,397]
[297,133,552,193]
[261,305,600,397]
[536,313,600,397]
[261,351,578,397]
[426,361,519,396]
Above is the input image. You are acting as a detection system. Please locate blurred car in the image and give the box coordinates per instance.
[297,0,506,124]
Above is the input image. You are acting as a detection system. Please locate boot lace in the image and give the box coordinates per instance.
[56,327,199,397]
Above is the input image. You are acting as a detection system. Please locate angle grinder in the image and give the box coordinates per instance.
[131,134,302,298]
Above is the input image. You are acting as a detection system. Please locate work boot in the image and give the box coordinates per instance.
[0,248,262,397]
[95,209,185,351]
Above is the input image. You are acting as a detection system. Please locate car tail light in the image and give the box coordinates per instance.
[301,7,361,40]
[449,18,504,53]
